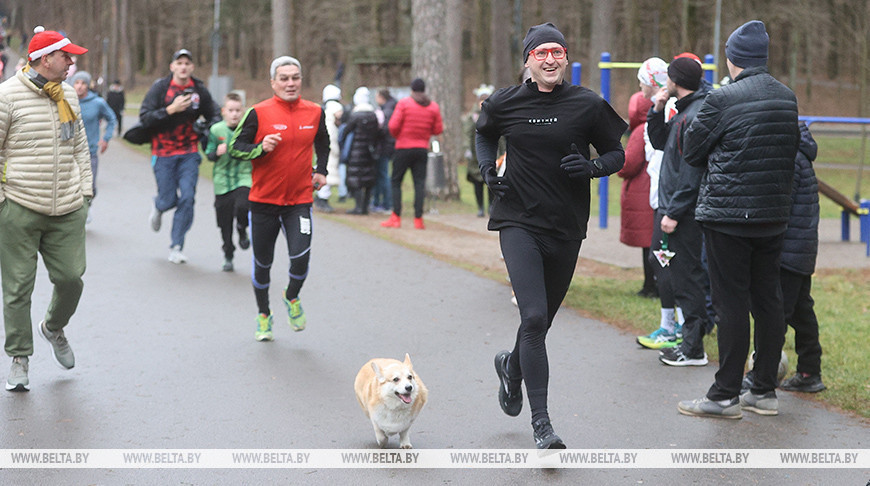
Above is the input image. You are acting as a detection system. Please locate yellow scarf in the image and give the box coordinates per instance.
[23,64,77,140]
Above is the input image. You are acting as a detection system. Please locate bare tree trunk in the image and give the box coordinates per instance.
[442,0,463,197]
[411,0,461,199]
[272,0,290,58]
[119,0,133,88]
[490,0,514,88]
[587,0,614,92]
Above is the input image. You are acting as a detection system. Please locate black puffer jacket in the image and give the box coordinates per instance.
[340,106,380,189]
[684,66,799,226]
[781,123,819,275]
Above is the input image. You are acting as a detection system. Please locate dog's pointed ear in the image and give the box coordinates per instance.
[371,361,386,382]
[404,353,412,368]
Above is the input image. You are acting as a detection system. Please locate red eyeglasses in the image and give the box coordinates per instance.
[529,47,567,61]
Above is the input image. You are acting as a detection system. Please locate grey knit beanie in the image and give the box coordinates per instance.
[70,70,92,86]
[725,20,769,68]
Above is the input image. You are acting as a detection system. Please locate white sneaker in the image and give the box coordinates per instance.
[168,245,187,264]
[149,203,162,232]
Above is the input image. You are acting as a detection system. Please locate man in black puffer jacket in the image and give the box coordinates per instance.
[678,20,800,419]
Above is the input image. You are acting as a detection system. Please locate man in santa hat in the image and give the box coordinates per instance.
[0,26,90,392]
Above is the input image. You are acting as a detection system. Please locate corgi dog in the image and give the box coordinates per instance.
[354,354,428,449]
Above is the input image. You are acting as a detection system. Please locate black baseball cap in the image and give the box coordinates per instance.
[173,49,193,62]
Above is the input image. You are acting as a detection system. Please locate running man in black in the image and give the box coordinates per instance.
[476,23,627,449]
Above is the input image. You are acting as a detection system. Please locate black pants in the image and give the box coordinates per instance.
[214,187,250,260]
[500,226,581,423]
[704,228,786,400]
[666,214,708,357]
[650,210,675,308]
[391,148,428,218]
[780,268,822,375]
[250,204,312,316]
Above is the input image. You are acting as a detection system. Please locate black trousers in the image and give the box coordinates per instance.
[214,186,250,260]
[500,226,581,423]
[250,204,312,316]
[780,268,822,375]
[665,214,708,357]
[650,209,676,308]
[391,148,428,218]
[704,228,786,400]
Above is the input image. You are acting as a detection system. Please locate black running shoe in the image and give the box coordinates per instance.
[532,418,566,449]
[780,373,827,393]
[494,350,522,416]
[740,370,755,395]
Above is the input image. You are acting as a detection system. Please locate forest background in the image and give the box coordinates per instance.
[1,0,869,198]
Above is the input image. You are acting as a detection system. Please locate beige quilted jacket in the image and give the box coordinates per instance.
[0,69,92,216]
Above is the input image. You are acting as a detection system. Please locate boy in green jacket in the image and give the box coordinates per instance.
[205,92,252,272]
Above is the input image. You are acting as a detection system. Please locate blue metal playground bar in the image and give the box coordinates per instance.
[798,116,870,255]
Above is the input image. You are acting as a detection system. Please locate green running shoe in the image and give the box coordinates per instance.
[255,313,274,342]
[283,291,306,331]
[637,327,681,350]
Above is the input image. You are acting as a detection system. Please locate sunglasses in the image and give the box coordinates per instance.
[529,47,567,61]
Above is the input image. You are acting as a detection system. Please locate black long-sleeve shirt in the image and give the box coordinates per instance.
[476,80,627,240]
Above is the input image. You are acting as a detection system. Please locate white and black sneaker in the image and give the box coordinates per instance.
[659,347,708,366]
[494,350,523,416]
[532,418,566,449]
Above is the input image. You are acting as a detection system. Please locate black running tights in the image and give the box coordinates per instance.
[500,226,581,424]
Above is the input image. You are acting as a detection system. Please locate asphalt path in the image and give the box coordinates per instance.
[1,140,867,484]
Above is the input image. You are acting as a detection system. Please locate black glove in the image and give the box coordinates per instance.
[482,165,509,198]
[560,143,595,179]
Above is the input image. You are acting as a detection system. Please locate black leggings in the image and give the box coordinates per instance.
[391,148,428,218]
[500,226,581,423]
[250,205,312,316]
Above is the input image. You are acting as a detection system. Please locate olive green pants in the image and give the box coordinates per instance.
[0,199,87,357]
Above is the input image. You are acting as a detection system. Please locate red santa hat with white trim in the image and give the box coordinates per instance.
[28,26,88,61]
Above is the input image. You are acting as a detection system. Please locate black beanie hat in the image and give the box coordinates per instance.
[667,57,703,91]
[410,78,425,92]
[725,20,769,68]
[522,22,567,62]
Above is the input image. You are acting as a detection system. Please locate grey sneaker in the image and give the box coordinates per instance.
[222,258,234,272]
[678,396,742,419]
[6,356,29,392]
[149,203,162,232]
[40,321,75,369]
[740,390,779,416]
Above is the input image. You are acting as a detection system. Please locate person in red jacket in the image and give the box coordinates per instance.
[229,56,329,342]
[617,91,656,297]
[380,78,443,229]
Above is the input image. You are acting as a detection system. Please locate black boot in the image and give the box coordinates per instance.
[346,189,366,215]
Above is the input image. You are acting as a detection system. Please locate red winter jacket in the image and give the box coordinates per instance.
[617,91,654,248]
[389,92,443,149]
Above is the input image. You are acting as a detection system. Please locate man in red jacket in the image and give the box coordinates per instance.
[380,78,443,230]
